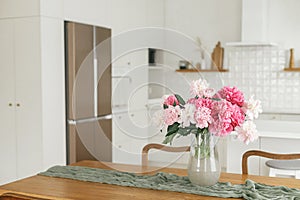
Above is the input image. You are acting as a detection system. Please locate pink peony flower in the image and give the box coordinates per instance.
[235,121,259,145]
[194,107,212,129]
[156,78,261,145]
[193,98,213,109]
[231,104,245,127]
[216,86,244,107]
[163,105,181,126]
[163,95,179,106]
[209,120,233,137]
[209,100,245,136]
[187,98,197,104]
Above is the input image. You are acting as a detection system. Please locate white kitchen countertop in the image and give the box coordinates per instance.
[257,131,300,139]
[256,119,300,139]
[231,118,300,139]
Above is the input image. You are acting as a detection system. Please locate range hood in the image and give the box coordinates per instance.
[227,0,276,46]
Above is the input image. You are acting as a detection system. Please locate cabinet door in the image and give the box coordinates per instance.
[112,110,148,165]
[226,135,260,175]
[0,19,17,185]
[127,63,148,111]
[14,17,43,178]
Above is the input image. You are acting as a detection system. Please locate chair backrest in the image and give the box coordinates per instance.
[242,150,300,174]
[142,143,190,166]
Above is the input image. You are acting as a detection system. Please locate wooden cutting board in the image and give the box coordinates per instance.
[211,41,224,70]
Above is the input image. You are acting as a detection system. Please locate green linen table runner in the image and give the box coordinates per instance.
[39,165,300,200]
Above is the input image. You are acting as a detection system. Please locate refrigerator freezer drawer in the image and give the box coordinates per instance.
[67,118,112,164]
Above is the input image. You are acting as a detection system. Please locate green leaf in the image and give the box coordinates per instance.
[175,94,185,105]
[163,104,168,109]
[177,127,191,136]
[211,97,221,101]
[163,132,177,144]
[166,122,179,137]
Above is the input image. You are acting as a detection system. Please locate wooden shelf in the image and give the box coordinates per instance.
[175,69,228,73]
[284,68,300,72]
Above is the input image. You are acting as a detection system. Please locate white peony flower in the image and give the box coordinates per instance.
[181,104,196,128]
[235,121,259,145]
[190,79,210,97]
[242,95,263,120]
[151,110,165,129]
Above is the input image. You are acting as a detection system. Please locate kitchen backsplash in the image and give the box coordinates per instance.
[156,45,300,114]
[223,45,300,114]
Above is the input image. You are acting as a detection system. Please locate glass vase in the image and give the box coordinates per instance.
[187,132,220,186]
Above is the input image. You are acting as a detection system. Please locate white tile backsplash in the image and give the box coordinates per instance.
[224,45,300,114]
[149,46,300,114]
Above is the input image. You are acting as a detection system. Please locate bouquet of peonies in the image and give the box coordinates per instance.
[153,78,262,145]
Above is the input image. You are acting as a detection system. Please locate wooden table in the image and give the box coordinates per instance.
[1,160,300,199]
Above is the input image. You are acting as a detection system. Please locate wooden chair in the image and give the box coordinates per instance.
[242,150,300,178]
[142,143,190,166]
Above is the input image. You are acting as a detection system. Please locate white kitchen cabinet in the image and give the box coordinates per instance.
[15,17,44,179]
[112,109,148,165]
[127,63,148,111]
[226,135,260,175]
[0,17,65,184]
[0,18,43,184]
[0,19,18,184]
[112,52,148,111]
[148,66,166,100]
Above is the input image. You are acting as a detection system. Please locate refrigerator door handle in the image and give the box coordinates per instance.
[68,114,112,125]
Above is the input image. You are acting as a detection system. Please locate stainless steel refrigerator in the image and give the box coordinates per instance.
[65,21,112,164]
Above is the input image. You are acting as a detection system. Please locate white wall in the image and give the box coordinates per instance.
[241,0,300,66]
[267,0,300,66]
[63,0,165,34]
[151,0,241,99]
[165,0,241,48]
[40,0,63,18]
[63,0,111,28]
[0,0,40,18]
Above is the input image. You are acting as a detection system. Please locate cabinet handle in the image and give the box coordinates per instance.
[16,103,20,107]
[8,103,13,107]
